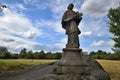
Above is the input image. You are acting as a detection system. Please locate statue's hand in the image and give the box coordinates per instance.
[74,12,83,20]
[79,13,83,16]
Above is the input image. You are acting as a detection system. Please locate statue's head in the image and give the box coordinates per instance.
[67,3,74,10]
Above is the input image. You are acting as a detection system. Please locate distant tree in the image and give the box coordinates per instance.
[0,46,8,53]
[33,52,40,59]
[90,50,107,59]
[52,52,62,59]
[19,48,27,58]
[46,52,53,59]
[11,53,19,59]
[108,4,120,52]
[97,50,107,54]
[39,50,46,59]
[2,52,12,59]
[26,50,34,59]
[0,46,11,59]
[89,51,96,56]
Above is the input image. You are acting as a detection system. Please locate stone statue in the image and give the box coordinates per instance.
[62,3,83,48]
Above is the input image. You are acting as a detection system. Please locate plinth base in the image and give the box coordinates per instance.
[54,48,89,74]
[39,55,111,80]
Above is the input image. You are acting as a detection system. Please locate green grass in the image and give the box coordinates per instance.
[0,59,56,74]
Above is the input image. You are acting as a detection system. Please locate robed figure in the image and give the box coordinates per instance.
[62,3,83,48]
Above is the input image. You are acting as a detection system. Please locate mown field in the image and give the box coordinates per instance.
[98,60,120,80]
[0,59,119,80]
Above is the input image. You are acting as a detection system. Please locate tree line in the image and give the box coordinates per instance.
[0,46,120,60]
[89,50,120,60]
[0,47,62,59]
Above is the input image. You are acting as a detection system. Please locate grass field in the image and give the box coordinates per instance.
[0,59,119,80]
[97,60,120,80]
[0,59,56,74]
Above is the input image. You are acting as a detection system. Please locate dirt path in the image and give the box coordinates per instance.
[0,62,57,80]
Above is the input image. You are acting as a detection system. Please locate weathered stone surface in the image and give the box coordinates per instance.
[38,55,111,80]
[62,3,82,48]
[54,48,89,74]
[61,48,83,66]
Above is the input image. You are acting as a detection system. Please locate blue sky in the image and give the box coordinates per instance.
[0,0,120,53]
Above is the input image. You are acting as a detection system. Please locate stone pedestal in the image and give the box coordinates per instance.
[55,48,89,74]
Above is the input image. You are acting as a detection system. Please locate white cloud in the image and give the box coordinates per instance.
[48,0,83,19]
[90,40,115,47]
[36,19,64,33]
[16,4,27,10]
[0,7,43,52]
[6,3,27,13]
[0,8,42,38]
[0,33,33,52]
[81,31,92,36]
[17,30,37,39]
[0,7,65,52]
[81,0,120,17]
[24,0,83,19]
[53,21,64,33]
[55,38,67,49]
[24,0,39,4]
[89,40,115,52]
[0,32,57,52]
[79,20,106,38]
[97,32,105,37]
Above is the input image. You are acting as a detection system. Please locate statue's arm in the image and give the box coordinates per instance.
[61,15,78,29]
[75,12,83,25]
[61,12,69,29]
[63,16,74,22]
[63,12,83,22]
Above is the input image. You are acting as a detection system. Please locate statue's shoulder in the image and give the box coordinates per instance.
[63,10,69,14]
[63,10,76,17]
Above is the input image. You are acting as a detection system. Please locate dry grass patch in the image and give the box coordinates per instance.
[97,60,120,80]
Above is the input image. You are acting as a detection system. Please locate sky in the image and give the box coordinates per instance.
[0,0,120,53]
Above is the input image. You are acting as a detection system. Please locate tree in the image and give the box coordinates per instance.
[33,52,40,59]
[90,50,108,59]
[0,46,8,53]
[26,50,34,59]
[52,52,62,59]
[38,50,46,59]
[108,4,120,52]
[19,48,27,58]
[46,52,53,59]
[12,53,19,59]
[2,52,12,59]
[0,46,11,59]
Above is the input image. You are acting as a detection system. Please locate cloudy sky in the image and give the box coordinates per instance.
[0,0,120,53]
